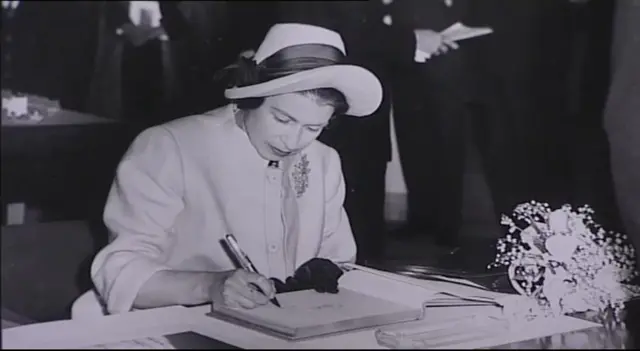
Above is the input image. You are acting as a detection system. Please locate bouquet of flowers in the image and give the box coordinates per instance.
[488,201,640,322]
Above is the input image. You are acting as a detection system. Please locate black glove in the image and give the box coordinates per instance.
[271,258,344,294]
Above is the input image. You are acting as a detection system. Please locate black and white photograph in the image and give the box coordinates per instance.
[2,0,639,349]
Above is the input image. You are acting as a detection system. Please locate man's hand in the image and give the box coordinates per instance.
[120,23,165,47]
[239,49,256,59]
[414,29,459,59]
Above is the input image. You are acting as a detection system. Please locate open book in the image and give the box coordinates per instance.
[208,264,518,340]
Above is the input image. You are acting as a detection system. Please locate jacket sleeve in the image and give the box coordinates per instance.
[317,148,357,264]
[91,126,185,314]
[159,2,214,62]
[104,1,132,32]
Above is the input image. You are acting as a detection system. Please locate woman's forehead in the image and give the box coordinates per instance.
[265,93,334,125]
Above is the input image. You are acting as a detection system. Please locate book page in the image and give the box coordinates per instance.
[339,269,437,308]
[212,288,422,338]
[341,265,514,304]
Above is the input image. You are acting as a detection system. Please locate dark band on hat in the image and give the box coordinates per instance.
[257,44,346,81]
[218,44,347,89]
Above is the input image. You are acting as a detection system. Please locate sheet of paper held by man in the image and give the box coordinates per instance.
[440,22,493,42]
[415,22,493,62]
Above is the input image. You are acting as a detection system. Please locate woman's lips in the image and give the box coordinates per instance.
[270,145,292,156]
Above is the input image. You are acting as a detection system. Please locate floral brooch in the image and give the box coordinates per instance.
[291,154,310,198]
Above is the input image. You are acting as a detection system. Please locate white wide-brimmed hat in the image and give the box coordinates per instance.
[224,23,383,117]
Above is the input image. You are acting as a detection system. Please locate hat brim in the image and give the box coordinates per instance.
[224,65,383,117]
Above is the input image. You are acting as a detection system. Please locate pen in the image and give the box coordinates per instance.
[224,234,282,308]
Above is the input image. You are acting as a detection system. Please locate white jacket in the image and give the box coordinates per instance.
[91,105,356,314]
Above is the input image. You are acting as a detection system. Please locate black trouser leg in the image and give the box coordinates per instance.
[318,101,391,263]
[392,75,466,242]
[121,40,165,129]
[340,158,388,264]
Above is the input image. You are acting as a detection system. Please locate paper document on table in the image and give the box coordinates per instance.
[440,22,493,42]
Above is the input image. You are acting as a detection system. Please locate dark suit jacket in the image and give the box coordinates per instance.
[159,1,274,114]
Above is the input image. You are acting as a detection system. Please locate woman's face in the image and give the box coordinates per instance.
[243,92,334,161]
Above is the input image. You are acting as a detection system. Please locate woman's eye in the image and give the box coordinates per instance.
[275,117,291,124]
[306,126,322,133]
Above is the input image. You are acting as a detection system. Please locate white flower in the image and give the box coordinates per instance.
[548,209,570,234]
[568,217,589,237]
[546,234,580,261]
[520,223,544,254]
[543,272,571,314]
[560,291,593,313]
[594,265,624,295]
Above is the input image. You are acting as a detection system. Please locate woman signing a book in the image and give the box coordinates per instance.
[75,23,383,317]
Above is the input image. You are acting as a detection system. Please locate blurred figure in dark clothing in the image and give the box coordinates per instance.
[384,0,483,247]
[86,1,273,127]
[564,0,622,232]
[387,0,591,246]
[476,0,623,232]
[86,1,176,129]
[605,0,640,255]
[158,1,274,116]
[1,1,99,112]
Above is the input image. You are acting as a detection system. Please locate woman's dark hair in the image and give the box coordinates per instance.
[215,44,350,117]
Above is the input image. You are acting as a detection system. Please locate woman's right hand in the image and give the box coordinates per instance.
[213,269,276,309]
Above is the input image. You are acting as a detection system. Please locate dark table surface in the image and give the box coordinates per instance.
[375,241,640,349]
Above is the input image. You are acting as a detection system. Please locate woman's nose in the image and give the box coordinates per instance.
[282,127,304,150]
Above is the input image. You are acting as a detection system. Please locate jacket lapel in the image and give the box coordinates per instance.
[281,159,299,277]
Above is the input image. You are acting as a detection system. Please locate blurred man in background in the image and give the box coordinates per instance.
[86,1,272,128]
[604,0,640,259]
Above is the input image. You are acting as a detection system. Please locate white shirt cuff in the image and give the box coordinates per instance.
[414,48,431,63]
